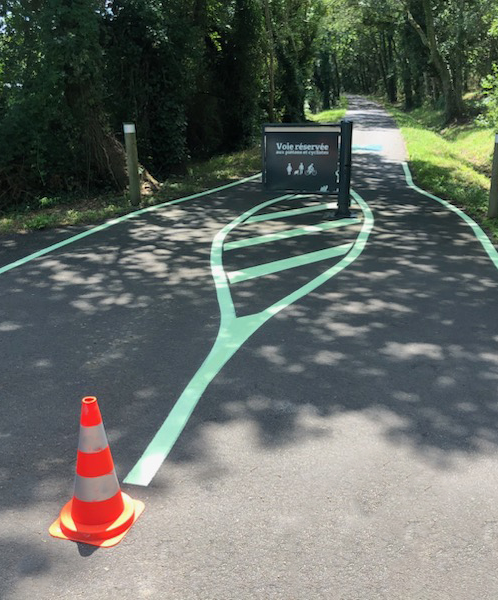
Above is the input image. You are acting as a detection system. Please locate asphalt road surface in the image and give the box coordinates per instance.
[1,96,498,599]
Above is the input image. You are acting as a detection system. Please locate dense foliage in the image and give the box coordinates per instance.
[1,0,498,209]
[0,0,324,208]
[321,0,498,123]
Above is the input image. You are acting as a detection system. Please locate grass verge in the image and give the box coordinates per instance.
[0,146,261,235]
[308,105,347,124]
[381,101,498,241]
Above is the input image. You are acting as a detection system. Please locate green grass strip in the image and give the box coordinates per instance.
[403,162,498,270]
[383,101,498,241]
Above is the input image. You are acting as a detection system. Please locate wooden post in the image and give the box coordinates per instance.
[123,123,141,206]
[489,134,498,219]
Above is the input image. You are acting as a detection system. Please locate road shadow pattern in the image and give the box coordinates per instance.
[1,125,498,594]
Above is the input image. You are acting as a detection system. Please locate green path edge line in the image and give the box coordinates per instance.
[0,173,261,276]
[124,188,374,486]
[402,162,498,270]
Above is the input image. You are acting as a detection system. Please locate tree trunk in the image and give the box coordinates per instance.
[332,52,341,99]
[374,34,389,98]
[450,0,465,110]
[263,0,276,122]
[387,34,397,103]
[407,0,464,122]
[394,24,413,110]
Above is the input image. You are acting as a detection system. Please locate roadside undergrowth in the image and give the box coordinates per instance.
[0,146,261,235]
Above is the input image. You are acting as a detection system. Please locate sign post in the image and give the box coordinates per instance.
[262,120,353,217]
[336,120,353,218]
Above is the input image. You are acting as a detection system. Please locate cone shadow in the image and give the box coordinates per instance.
[76,542,100,557]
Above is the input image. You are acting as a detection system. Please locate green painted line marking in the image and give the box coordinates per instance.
[0,173,261,276]
[245,202,336,223]
[402,162,498,270]
[224,218,360,250]
[124,188,374,487]
[227,243,353,284]
[353,144,383,152]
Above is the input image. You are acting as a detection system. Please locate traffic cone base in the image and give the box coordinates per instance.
[49,492,145,548]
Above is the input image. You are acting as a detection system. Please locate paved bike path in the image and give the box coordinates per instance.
[1,96,498,599]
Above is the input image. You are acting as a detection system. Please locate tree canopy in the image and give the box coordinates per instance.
[1,0,497,209]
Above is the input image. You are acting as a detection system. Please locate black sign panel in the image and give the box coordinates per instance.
[263,125,340,194]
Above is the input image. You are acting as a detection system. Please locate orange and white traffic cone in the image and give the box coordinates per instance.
[49,396,144,548]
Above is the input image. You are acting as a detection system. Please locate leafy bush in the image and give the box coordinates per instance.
[481,64,498,128]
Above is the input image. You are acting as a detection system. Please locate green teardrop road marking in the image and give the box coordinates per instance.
[124,163,498,487]
[227,243,353,284]
[245,202,336,223]
[124,189,374,486]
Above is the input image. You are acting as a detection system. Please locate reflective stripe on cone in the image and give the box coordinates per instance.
[78,423,108,453]
[74,472,121,503]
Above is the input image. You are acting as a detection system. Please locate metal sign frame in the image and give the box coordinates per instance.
[262,120,353,218]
